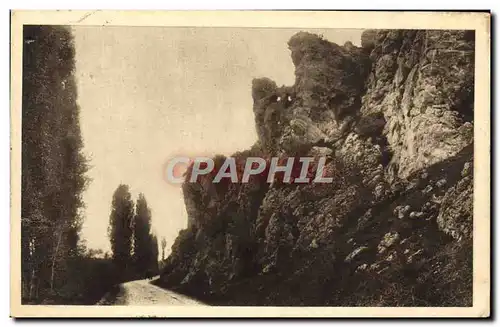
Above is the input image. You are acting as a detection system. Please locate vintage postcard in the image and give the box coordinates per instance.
[10,10,490,318]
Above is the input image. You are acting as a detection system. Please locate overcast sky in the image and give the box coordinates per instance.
[73,26,362,254]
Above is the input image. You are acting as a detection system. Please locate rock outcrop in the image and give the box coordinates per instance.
[158,30,474,306]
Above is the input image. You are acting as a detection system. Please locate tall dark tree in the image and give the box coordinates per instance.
[21,25,89,302]
[132,193,153,276]
[150,234,159,275]
[107,184,134,277]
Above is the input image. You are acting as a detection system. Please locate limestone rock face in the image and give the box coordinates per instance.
[158,30,474,306]
[360,30,474,179]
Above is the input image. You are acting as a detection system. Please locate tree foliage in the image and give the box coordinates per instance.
[21,25,90,303]
[150,234,159,276]
[108,184,134,276]
[133,194,152,274]
[21,26,161,304]
[161,237,167,261]
[132,193,159,277]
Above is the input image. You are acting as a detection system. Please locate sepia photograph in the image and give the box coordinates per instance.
[10,11,490,318]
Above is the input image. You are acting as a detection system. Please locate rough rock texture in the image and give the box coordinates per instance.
[360,30,474,179]
[158,30,474,306]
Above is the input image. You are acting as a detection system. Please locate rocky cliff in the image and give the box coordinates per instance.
[158,30,474,306]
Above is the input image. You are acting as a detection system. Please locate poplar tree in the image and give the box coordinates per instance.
[108,184,134,277]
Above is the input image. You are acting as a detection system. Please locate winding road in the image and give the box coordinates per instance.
[97,278,205,306]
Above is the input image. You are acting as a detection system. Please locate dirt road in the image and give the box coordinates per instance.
[97,278,205,305]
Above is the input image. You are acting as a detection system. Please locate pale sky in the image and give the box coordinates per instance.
[73,26,362,254]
